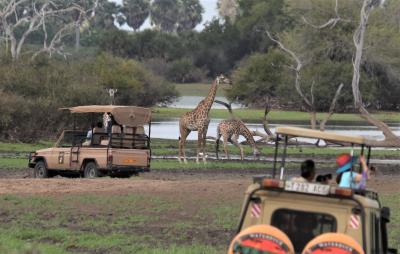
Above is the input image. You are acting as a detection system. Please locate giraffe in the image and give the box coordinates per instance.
[216,119,261,160]
[178,75,229,164]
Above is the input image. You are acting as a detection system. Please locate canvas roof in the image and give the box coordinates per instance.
[275,126,375,146]
[61,105,151,127]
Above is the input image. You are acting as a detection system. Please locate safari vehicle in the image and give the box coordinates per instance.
[28,105,151,178]
[231,127,397,254]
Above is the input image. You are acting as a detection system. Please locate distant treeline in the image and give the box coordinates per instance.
[1,0,400,141]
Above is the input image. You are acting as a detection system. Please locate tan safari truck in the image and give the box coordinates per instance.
[232,127,397,254]
[28,105,152,178]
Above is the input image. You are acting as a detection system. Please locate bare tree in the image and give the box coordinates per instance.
[266,31,343,130]
[351,0,400,146]
[0,0,97,60]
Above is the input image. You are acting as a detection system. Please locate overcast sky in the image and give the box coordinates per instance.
[111,0,219,31]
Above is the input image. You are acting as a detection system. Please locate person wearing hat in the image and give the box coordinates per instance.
[336,153,370,189]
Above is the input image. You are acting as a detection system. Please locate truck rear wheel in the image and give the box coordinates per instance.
[34,161,48,178]
[84,162,100,178]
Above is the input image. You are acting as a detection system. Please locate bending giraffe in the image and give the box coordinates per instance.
[216,119,260,160]
[178,75,230,164]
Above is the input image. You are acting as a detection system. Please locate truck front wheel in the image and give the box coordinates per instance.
[84,162,100,178]
[34,161,48,178]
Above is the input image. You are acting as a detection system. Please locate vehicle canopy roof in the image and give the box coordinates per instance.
[275,126,375,146]
[61,105,151,127]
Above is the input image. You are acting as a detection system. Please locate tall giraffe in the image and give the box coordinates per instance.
[216,119,261,160]
[178,75,229,164]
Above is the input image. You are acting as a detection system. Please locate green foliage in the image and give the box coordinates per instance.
[227,51,291,106]
[177,0,204,32]
[150,0,180,32]
[166,58,207,83]
[0,54,176,141]
[122,0,151,31]
[94,53,178,106]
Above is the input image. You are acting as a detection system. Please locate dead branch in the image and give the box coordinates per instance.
[266,31,314,110]
[319,83,344,131]
[0,0,94,60]
[302,0,350,29]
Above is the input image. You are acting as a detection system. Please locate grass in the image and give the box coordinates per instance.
[0,193,227,254]
[381,193,400,250]
[0,138,398,170]
[0,141,53,153]
[0,190,398,254]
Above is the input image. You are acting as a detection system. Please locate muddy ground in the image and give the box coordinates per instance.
[0,170,399,195]
[0,167,399,253]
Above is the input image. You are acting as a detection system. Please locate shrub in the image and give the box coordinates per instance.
[166,58,207,83]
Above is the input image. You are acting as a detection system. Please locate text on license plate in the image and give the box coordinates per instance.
[284,181,330,195]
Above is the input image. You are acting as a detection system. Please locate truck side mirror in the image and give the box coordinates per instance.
[381,207,390,223]
[387,248,397,254]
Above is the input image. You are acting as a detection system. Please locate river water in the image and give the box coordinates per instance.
[147,118,400,141]
[151,96,400,141]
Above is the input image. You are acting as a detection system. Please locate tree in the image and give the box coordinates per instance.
[122,0,150,31]
[0,0,96,60]
[177,0,204,32]
[90,0,120,30]
[350,0,400,146]
[150,0,179,33]
[217,0,238,23]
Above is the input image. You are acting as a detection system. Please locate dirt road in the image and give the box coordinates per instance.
[0,172,398,195]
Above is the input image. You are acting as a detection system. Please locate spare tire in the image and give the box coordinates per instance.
[228,224,294,254]
[302,233,364,254]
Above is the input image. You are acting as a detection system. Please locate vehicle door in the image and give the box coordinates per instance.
[52,130,86,170]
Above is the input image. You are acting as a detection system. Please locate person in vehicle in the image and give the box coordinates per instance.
[291,159,316,182]
[316,173,333,184]
[336,153,370,189]
[83,122,104,146]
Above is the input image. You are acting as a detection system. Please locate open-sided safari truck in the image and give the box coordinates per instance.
[229,127,397,254]
[28,105,151,178]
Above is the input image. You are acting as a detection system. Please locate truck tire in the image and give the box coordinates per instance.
[302,233,364,254]
[84,162,100,178]
[34,161,48,178]
[228,224,295,254]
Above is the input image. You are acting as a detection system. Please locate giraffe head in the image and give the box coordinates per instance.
[216,74,231,85]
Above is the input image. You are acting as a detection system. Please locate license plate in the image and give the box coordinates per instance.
[284,181,330,195]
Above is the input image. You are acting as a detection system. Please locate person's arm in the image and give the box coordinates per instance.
[355,155,369,189]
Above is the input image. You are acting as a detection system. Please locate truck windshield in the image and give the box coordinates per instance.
[271,209,337,253]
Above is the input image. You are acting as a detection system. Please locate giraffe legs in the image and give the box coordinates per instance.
[230,134,244,160]
[179,127,190,164]
[201,124,209,164]
[222,134,230,159]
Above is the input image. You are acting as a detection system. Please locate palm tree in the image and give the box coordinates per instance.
[122,0,150,31]
[177,0,204,32]
[150,0,179,33]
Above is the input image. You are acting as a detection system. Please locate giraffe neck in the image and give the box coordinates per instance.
[242,126,257,150]
[202,79,218,113]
